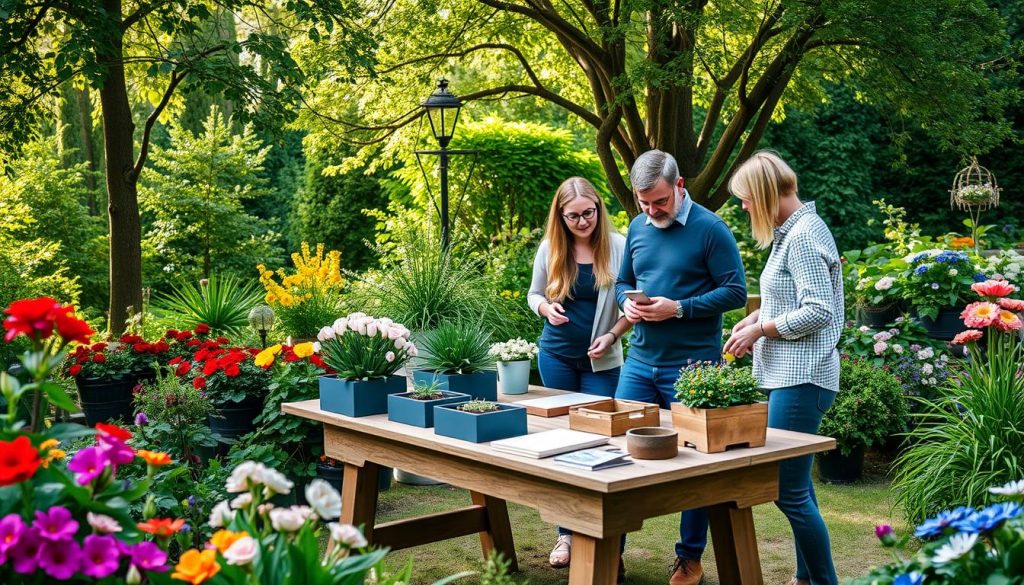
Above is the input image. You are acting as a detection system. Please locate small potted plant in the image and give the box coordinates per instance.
[433,399,528,443]
[388,380,469,428]
[176,344,271,441]
[316,313,417,417]
[901,249,980,339]
[849,260,907,328]
[670,362,767,453]
[488,338,539,395]
[133,365,217,474]
[412,322,498,400]
[64,342,137,425]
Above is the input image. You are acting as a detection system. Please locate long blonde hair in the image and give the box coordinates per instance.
[543,177,615,302]
[728,151,798,249]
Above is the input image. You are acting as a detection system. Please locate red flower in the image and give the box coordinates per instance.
[165,329,179,339]
[120,334,143,344]
[154,340,170,352]
[216,337,229,344]
[309,355,326,369]
[95,422,133,441]
[69,364,82,376]
[998,298,1024,312]
[971,279,1017,299]
[54,310,94,345]
[0,436,42,486]
[92,353,106,363]
[76,354,89,364]
[175,362,191,376]
[952,329,984,345]
[194,324,210,335]
[193,377,206,390]
[133,343,149,353]
[168,356,183,366]
[137,518,185,537]
[186,339,201,348]
[194,349,210,362]
[202,360,219,377]
[224,363,241,378]
[2,297,62,342]
[91,342,108,351]
[176,331,193,342]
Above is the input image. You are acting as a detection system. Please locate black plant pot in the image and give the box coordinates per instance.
[917,306,964,341]
[816,444,865,484]
[856,303,901,329]
[76,376,135,426]
[209,395,263,442]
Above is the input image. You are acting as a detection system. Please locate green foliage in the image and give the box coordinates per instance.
[673,362,763,409]
[133,367,218,462]
[417,322,497,375]
[151,274,263,335]
[457,399,501,413]
[409,380,446,400]
[486,229,545,342]
[318,317,414,380]
[892,330,1024,523]
[717,202,769,291]
[139,107,284,286]
[819,358,908,457]
[903,250,978,320]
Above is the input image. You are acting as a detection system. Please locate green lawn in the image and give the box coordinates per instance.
[376,453,906,584]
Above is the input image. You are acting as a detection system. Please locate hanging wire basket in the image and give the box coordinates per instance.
[950,157,1001,211]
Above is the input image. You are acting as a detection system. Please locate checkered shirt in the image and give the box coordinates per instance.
[754,202,845,391]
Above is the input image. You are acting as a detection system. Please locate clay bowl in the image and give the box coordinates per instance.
[626,427,679,460]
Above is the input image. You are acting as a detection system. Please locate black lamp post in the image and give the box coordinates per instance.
[415,79,477,250]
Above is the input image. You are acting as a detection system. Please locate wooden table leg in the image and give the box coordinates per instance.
[568,533,621,585]
[708,503,764,585]
[470,492,518,572]
[341,461,381,543]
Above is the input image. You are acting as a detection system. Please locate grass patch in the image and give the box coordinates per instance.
[375,452,905,584]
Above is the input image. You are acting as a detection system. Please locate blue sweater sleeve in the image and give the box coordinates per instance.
[615,228,636,308]
[683,220,748,318]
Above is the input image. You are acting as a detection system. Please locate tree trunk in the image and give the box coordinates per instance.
[97,0,142,336]
[77,87,99,211]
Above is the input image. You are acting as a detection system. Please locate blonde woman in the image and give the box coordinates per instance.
[724,151,844,585]
[527,177,629,573]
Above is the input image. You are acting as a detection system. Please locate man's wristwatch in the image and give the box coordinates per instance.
[675,300,685,319]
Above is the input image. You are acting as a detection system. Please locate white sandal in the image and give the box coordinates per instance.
[549,534,572,568]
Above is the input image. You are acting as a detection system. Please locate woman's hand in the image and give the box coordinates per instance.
[732,310,759,335]
[723,323,763,358]
[542,302,569,326]
[587,333,615,359]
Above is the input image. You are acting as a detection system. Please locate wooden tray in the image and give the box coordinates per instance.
[568,399,661,436]
[515,394,613,417]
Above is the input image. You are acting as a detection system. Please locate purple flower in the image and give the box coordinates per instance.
[188,495,196,507]
[9,526,42,573]
[129,540,169,572]
[135,412,149,426]
[68,446,110,485]
[0,513,26,561]
[98,435,135,466]
[38,538,82,580]
[81,534,121,578]
[874,524,896,546]
[33,506,79,542]
[180,522,191,534]
[931,283,940,290]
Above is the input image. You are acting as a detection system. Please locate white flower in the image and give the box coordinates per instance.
[270,507,307,532]
[922,363,934,375]
[318,326,336,341]
[230,493,253,509]
[305,479,342,520]
[366,322,378,337]
[406,342,418,357]
[394,337,406,350]
[329,522,368,548]
[333,318,349,335]
[87,512,122,533]
[312,341,321,353]
[859,325,871,333]
[989,479,1024,496]
[260,467,293,496]
[388,328,404,340]
[347,312,367,320]
[917,347,935,360]
[208,500,235,528]
[948,269,958,277]
[257,503,275,515]
[872,331,892,343]
[892,344,904,354]
[928,377,937,385]
[874,277,895,291]
[385,351,395,363]
[226,461,266,493]
[873,341,888,355]
[224,536,258,565]
[932,532,978,564]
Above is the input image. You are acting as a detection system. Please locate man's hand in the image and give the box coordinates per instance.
[587,333,615,359]
[542,302,569,326]
[633,296,678,322]
[723,323,763,358]
[623,299,643,324]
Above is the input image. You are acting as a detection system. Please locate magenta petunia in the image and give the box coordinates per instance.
[38,538,82,580]
[33,506,79,542]
[0,513,26,561]
[9,526,43,574]
[97,435,135,467]
[81,534,121,578]
[130,540,170,572]
[68,446,110,485]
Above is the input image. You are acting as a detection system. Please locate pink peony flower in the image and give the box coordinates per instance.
[952,330,984,345]
[971,279,1016,299]
[997,297,1024,312]
[995,310,1023,332]
[961,302,1001,328]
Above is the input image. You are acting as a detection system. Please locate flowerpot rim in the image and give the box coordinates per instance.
[415,368,496,375]
[671,400,768,412]
[319,373,404,382]
[436,403,525,415]
[391,390,471,402]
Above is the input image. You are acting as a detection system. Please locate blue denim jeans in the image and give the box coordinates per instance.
[538,350,620,397]
[615,357,708,561]
[767,383,838,585]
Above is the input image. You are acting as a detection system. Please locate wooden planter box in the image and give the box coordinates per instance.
[670,402,768,453]
[568,399,660,436]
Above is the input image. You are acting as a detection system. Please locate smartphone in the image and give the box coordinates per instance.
[624,289,653,305]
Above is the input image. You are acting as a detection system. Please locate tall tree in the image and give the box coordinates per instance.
[307,0,1017,215]
[0,0,374,334]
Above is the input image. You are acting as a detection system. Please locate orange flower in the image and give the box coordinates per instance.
[95,422,133,442]
[961,302,1000,328]
[172,549,221,585]
[137,450,173,466]
[209,529,247,553]
[138,517,186,536]
[950,236,974,249]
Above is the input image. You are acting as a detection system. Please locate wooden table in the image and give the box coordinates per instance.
[283,387,834,585]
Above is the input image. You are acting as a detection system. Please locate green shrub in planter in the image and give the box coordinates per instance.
[416,322,496,375]
[819,358,908,457]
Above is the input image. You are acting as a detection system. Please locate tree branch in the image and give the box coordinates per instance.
[132,69,187,179]
[1,2,52,54]
[378,43,543,88]
[122,0,174,31]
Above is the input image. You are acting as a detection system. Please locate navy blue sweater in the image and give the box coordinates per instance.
[615,202,747,366]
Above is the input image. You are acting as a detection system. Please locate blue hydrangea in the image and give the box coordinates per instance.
[974,273,988,282]
[914,264,931,275]
[935,252,960,264]
[914,506,975,538]
[894,572,923,585]
[953,502,1023,534]
[912,253,930,264]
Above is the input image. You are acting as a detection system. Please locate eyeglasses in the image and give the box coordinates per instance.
[562,207,597,224]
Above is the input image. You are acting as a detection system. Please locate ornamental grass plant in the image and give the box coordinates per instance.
[417,322,496,375]
[673,362,763,409]
[152,275,263,336]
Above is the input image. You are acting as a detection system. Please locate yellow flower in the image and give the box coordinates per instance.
[39,439,60,451]
[292,342,315,358]
[210,529,248,553]
[172,549,221,584]
[723,352,736,364]
[255,344,283,368]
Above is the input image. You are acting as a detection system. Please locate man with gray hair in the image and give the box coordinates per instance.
[615,149,747,585]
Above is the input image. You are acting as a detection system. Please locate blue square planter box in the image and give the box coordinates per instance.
[319,375,407,417]
[387,391,470,428]
[411,370,498,401]
[433,403,528,443]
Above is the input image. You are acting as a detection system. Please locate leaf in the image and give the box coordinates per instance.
[42,382,79,412]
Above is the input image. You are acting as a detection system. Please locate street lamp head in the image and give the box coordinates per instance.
[421,78,462,148]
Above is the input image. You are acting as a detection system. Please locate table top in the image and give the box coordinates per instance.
[282,386,834,494]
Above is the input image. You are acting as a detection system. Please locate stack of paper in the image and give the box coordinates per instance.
[490,429,609,458]
[553,447,632,471]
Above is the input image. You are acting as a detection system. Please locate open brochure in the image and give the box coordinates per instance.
[553,447,633,471]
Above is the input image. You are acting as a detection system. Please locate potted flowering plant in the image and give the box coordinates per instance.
[488,338,539,395]
[117,333,171,384]
[64,342,137,426]
[433,399,528,443]
[670,362,767,453]
[901,249,984,339]
[412,322,498,400]
[316,313,416,417]
[848,258,908,327]
[173,343,270,442]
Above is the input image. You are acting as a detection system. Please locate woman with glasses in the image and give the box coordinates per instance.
[528,176,630,571]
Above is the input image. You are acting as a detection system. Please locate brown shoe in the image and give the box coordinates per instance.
[669,557,704,585]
